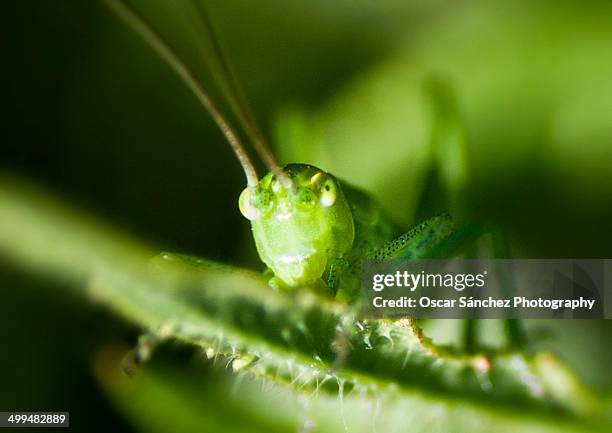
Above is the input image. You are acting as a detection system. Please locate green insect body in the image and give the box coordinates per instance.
[239,163,454,301]
[107,0,456,303]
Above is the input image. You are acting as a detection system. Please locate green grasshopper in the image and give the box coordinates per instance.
[105,0,464,304]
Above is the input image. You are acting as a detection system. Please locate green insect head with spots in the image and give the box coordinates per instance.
[239,164,354,289]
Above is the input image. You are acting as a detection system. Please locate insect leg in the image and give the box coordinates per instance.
[326,256,348,293]
[415,76,469,221]
[366,212,455,260]
[489,230,528,349]
[423,223,528,350]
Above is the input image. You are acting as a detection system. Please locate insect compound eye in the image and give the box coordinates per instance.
[238,187,261,221]
[319,179,337,207]
[240,186,273,220]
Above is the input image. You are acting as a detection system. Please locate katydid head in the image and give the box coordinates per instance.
[239,164,354,288]
[106,1,353,287]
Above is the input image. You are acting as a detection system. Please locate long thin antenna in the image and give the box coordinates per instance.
[192,1,293,190]
[104,0,259,187]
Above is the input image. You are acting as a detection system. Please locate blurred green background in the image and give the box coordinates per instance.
[1,0,611,431]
